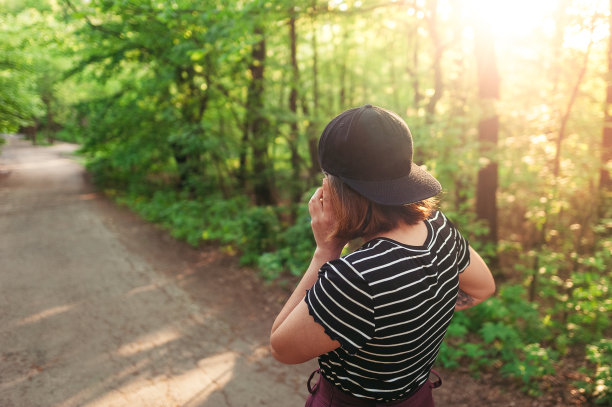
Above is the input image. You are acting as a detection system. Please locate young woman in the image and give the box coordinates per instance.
[270,105,495,406]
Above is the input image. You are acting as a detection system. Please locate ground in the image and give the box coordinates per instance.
[0,136,589,406]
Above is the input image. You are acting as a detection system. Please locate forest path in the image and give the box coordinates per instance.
[0,136,312,407]
[0,137,559,407]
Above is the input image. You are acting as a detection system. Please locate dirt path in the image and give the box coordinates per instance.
[0,137,576,407]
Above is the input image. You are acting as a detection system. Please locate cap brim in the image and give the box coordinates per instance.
[339,163,441,205]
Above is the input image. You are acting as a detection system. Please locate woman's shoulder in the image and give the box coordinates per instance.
[427,210,460,231]
[426,209,444,223]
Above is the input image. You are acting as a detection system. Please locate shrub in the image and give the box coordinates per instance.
[257,203,315,281]
[440,284,558,395]
[576,339,612,405]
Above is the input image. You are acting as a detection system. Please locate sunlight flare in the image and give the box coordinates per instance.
[463,0,559,39]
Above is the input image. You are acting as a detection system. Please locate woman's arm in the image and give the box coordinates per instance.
[270,179,346,364]
[269,249,341,364]
[270,248,337,336]
[455,246,495,311]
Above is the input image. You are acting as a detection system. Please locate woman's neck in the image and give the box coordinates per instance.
[365,220,428,247]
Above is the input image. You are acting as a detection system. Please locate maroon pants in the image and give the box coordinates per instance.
[305,370,441,407]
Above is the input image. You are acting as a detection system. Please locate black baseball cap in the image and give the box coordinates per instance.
[318,104,441,205]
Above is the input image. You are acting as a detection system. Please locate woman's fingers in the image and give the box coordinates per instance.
[309,181,346,253]
[309,187,330,244]
[309,187,323,213]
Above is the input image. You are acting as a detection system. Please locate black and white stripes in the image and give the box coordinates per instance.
[305,211,470,402]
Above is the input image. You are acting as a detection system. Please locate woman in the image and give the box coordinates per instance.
[270,105,495,406]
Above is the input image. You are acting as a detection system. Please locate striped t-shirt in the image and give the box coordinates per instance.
[305,210,470,402]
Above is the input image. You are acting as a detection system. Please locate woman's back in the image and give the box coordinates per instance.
[306,211,470,402]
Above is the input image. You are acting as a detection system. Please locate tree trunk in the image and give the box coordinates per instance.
[306,0,321,184]
[238,127,249,189]
[550,0,569,95]
[601,0,612,194]
[554,31,593,179]
[288,12,303,211]
[475,117,499,243]
[169,137,196,193]
[474,19,500,245]
[171,66,209,195]
[410,19,421,110]
[339,54,347,108]
[425,0,443,123]
[247,27,276,206]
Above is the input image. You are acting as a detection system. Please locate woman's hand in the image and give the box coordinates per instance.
[308,178,346,254]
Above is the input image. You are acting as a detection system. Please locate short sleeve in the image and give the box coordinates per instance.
[305,258,375,354]
[455,228,471,273]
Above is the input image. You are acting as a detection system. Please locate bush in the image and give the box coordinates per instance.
[257,202,315,280]
[576,339,612,405]
[439,232,611,397]
[110,188,313,278]
[440,284,558,395]
[239,205,281,266]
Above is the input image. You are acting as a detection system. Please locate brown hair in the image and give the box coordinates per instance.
[326,174,438,241]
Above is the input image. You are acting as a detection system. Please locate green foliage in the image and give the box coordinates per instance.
[116,190,206,246]
[238,205,282,266]
[440,233,611,396]
[0,1,80,138]
[519,241,612,347]
[0,9,44,132]
[115,190,248,250]
[200,197,248,248]
[576,339,612,405]
[105,178,317,282]
[258,201,316,280]
[440,285,557,395]
[110,187,313,277]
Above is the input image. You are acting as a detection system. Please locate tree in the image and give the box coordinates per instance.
[601,0,612,198]
[424,0,444,123]
[246,24,276,206]
[474,16,500,245]
[0,8,46,133]
[304,0,322,184]
[287,7,304,210]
